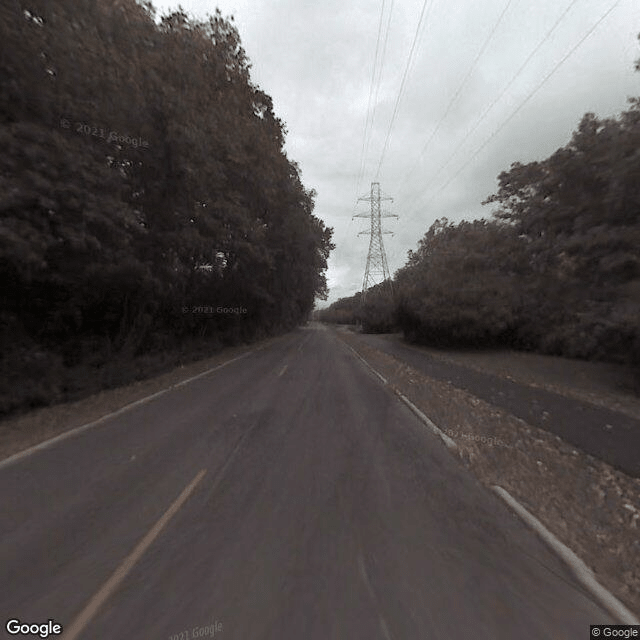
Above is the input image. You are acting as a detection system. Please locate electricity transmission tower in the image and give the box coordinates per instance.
[353,182,398,302]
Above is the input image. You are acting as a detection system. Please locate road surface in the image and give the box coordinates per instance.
[0,324,615,639]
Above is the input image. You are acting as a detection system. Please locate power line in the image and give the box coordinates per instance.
[413,0,623,216]
[373,0,395,121]
[397,0,518,195]
[355,0,388,200]
[373,0,433,181]
[360,0,395,192]
[404,0,582,209]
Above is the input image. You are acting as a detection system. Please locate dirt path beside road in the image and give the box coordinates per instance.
[362,331,640,420]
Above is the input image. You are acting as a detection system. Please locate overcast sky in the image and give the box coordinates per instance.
[151,0,639,306]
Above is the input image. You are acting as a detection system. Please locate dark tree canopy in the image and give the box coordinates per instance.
[0,0,333,414]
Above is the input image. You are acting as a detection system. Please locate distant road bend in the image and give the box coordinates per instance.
[0,323,616,639]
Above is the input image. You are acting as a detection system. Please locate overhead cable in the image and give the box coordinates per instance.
[406,0,582,209]
[361,0,396,191]
[374,0,433,180]
[430,0,622,201]
[397,0,518,195]
[355,0,388,200]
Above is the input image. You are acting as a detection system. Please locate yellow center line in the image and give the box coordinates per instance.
[62,468,207,640]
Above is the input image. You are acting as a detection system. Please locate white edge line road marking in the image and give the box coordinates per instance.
[342,339,456,450]
[61,468,207,640]
[343,334,639,626]
[0,352,253,471]
[492,485,640,625]
[396,393,458,451]
[343,343,388,384]
[278,364,288,377]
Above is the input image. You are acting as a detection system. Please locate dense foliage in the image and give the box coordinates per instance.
[317,282,395,333]
[0,0,333,414]
[317,291,363,325]
[394,218,525,347]
[480,101,640,361]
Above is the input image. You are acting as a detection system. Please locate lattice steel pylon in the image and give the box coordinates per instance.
[353,182,398,302]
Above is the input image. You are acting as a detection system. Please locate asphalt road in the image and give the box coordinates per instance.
[0,323,615,639]
[355,332,640,478]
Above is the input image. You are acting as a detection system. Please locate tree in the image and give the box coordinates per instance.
[0,0,334,415]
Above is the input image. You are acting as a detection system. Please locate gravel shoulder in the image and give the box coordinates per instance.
[335,327,640,618]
